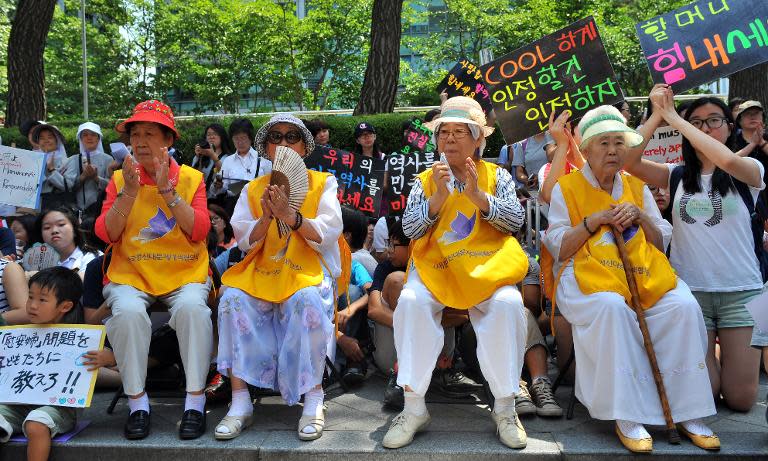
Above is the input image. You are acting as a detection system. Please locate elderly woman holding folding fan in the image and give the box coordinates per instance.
[215,114,343,442]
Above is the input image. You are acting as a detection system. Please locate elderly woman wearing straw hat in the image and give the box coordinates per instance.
[383,96,529,450]
[214,114,342,442]
[94,100,213,441]
[543,105,717,453]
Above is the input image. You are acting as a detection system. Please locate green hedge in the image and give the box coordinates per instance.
[0,112,508,162]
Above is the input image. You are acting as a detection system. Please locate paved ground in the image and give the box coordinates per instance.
[1,371,766,461]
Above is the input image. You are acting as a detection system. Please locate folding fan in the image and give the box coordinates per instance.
[269,145,309,237]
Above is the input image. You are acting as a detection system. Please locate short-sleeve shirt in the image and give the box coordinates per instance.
[368,260,405,293]
[511,133,554,176]
[350,260,373,291]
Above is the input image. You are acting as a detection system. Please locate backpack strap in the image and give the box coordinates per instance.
[668,165,685,203]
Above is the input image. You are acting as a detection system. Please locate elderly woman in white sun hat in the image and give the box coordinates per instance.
[543,104,717,453]
[384,96,530,450]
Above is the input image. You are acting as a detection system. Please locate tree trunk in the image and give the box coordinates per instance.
[5,0,57,127]
[354,0,403,115]
[728,61,768,106]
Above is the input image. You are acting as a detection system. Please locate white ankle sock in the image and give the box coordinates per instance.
[128,393,149,414]
[617,419,650,439]
[226,388,254,417]
[302,388,324,417]
[403,391,427,416]
[494,396,515,414]
[185,393,206,413]
[681,418,714,436]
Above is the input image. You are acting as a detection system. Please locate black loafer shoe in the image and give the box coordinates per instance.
[179,409,206,440]
[124,410,151,440]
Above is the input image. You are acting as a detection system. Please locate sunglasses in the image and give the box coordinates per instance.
[266,130,303,145]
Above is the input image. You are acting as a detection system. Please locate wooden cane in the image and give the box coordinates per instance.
[610,226,681,444]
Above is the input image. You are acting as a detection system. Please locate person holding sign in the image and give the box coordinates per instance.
[0,267,84,461]
[214,114,342,442]
[544,104,717,452]
[385,96,529,450]
[94,100,213,441]
[623,88,765,416]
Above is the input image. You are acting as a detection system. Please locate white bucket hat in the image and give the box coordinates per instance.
[578,108,643,150]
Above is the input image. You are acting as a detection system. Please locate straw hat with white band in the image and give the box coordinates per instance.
[426,96,495,137]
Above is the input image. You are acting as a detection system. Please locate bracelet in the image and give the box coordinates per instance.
[167,194,183,208]
[158,185,175,195]
[290,211,303,231]
[583,216,595,234]
[110,205,127,218]
[118,188,136,200]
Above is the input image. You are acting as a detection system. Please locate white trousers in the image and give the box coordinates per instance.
[394,268,527,398]
[556,271,716,424]
[104,280,213,396]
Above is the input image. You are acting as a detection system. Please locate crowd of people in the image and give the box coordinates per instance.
[0,83,766,460]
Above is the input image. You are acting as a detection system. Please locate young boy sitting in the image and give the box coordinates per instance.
[0,267,84,461]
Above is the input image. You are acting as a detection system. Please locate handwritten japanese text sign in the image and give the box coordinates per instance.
[481,16,623,144]
[0,325,106,408]
[637,0,768,93]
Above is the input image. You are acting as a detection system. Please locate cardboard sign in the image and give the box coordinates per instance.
[399,119,436,155]
[338,157,386,217]
[437,58,494,114]
[386,152,437,214]
[643,126,683,163]
[637,0,768,93]
[0,146,46,209]
[0,325,106,408]
[481,16,623,144]
[304,146,354,179]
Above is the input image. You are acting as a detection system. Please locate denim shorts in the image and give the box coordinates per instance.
[691,289,762,331]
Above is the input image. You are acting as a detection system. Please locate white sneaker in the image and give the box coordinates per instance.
[491,409,527,449]
[382,411,431,449]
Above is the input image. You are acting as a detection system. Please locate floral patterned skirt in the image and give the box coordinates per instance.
[217,273,336,405]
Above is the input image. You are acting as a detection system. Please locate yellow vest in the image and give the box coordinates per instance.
[109,165,209,296]
[559,171,676,309]
[409,160,529,309]
[221,170,329,303]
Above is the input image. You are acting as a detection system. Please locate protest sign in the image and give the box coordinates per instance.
[436,58,494,114]
[636,0,768,93]
[0,325,106,408]
[481,16,623,144]
[21,243,60,272]
[399,119,436,155]
[643,126,683,163]
[386,151,437,214]
[0,146,46,209]
[339,157,386,217]
[304,145,354,179]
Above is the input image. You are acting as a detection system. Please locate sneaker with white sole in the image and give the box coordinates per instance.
[491,409,527,449]
[382,411,431,449]
[529,378,563,417]
[514,380,536,416]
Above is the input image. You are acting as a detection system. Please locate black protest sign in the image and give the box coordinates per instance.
[303,146,354,179]
[398,119,436,156]
[436,57,494,114]
[339,157,386,217]
[386,152,437,214]
[480,16,623,144]
[636,0,768,93]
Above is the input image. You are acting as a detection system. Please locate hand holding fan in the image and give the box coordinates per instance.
[269,146,309,237]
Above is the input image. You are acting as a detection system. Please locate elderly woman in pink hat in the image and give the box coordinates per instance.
[94,100,212,441]
[384,96,530,450]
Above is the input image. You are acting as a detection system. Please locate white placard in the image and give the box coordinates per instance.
[642,126,683,164]
[0,325,106,408]
[21,243,60,271]
[0,146,46,209]
[745,289,768,335]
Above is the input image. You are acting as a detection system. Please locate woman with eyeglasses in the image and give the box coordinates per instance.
[623,86,764,413]
[214,114,342,442]
[208,204,236,256]
[211,119,272,198]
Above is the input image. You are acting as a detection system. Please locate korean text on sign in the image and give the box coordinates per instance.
[437,57,494,114]
[636,0,768,93]
[386,152,436,214]
[0,325,106,408]
[399,119,436,156]
[480,16,623,144]
[340,157,386,217]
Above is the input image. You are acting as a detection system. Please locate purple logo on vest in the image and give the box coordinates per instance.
[438,210,476,245]
[135,208,177,243]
